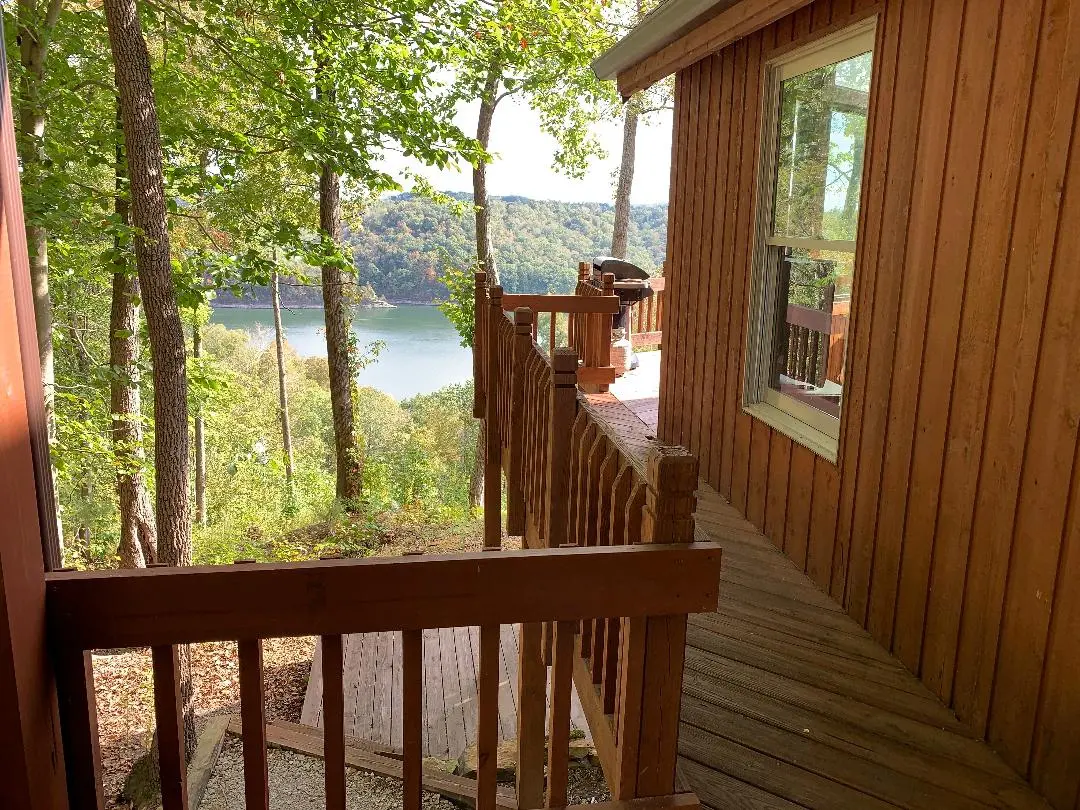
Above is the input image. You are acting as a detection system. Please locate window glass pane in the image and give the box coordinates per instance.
[773,50,872,242]
[769,246,853,420]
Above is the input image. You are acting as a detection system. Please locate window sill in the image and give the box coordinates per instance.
[744,401,838,464]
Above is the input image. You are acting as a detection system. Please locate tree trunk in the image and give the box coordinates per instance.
[104,0,196,756]
[611,100,639,260]
[320,163,362,504]
[192,321,207,526]
[469,428,484,510]
[111,112,156,569]
[473,64,501,284]
[271,266,295,486]
[17,0,65,551]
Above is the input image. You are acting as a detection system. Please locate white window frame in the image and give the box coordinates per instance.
[743,19,876,464]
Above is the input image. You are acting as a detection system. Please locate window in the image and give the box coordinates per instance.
[744,21,875,462]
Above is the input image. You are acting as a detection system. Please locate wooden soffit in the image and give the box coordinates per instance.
[617,0,816,96]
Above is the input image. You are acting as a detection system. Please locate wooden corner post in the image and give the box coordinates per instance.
[641,445,698,796]
[506,307,532,537]
[598,272,615,393]
[544,348,578,549]
[483,286,504,549]
[473,271,487,419]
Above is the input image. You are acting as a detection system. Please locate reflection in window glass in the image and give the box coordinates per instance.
[770,248,854,419]
[773,51,871,243]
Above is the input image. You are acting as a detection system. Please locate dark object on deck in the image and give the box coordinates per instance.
[592,257,654,371]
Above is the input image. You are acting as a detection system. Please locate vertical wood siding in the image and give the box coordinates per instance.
[657,0,1080,806]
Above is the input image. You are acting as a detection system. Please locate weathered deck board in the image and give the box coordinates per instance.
[301,353,1045,807]
[591,364,1048,810]
[302,624,590,760]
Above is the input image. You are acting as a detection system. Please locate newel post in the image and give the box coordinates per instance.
[473,271,487,418]
[597,272,615,393]
[483,285,503,549]
[506,307,532,536]
[614,444,698,799]
[544,348,578,549]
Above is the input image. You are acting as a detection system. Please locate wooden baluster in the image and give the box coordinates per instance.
[565,411,588,550]
[507,308,532,537]
[579,429,604,656]
[545,620,576,809]
[402,629,423,810]
[544,348,578,549]
[238,638,269,810]
[151,645,189,810]
[602,465,634,713]
[613,616,646,800]
[516,621,547,809]
[322,634,345,810]
[636,445,698,797]
[55,646,106,810]
[590,444,619,682]
[484,286,504,549]
[548,312,557,353]
[477,624,500,810]
[474,271,487,418]
[599,272,615,393]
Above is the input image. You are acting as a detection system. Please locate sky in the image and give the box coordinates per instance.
[380,94,674,205]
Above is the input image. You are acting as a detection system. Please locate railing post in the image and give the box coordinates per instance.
[506,307,532,536]
[473,271,487,419]
[635,444,698,797]
[544,348,578,549]
[597,272,615,394]
[483,286,504,549]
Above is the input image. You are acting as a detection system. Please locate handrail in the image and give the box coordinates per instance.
[48,545,721,810]
[473,265,710,804]
[501,293,621,314]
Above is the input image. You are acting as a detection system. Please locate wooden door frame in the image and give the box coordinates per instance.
[0,14,71,809]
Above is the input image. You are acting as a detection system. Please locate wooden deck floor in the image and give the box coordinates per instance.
[300,352,1046,807]
[300,624,590,760]
[599,360,1047,810]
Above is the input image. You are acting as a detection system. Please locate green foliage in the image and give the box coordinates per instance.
[438,262,476,348]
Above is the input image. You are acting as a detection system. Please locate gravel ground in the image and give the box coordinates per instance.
[95,636,314,807]
[566,763,612,805]
[200,737,611,810]
[200,737,458,810]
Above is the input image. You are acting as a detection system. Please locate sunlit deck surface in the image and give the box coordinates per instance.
[301,349,1044,807]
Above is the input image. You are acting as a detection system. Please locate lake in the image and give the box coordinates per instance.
[211,305,473,400]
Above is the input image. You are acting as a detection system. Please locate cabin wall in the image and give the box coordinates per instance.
[657,0,1080,806]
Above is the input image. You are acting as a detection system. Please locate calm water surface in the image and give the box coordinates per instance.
[211,305,472,400]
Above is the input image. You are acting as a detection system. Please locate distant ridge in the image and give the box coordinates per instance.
[215,193,667,307]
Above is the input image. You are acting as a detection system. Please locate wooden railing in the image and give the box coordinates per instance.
[47,545,721,810]
[629,276,665,348]
[476,279,713,801]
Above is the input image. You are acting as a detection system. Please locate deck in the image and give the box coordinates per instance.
[302,349,1045,808]
[300,624,591,761]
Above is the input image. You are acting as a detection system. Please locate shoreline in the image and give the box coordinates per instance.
[213,300,444,310]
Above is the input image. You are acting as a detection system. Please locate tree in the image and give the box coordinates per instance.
[452,0,617,283]
[270,265,295,490]
[15,0,65,548]
[607,0,672,260]
[110,98,156,568]
[103,0,196,755]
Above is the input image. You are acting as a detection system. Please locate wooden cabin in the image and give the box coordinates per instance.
[589,0,1080,808]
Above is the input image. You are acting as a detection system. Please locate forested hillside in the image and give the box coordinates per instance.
[220,194,668,306]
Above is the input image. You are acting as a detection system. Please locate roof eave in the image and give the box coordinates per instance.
[592,0,739,83]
